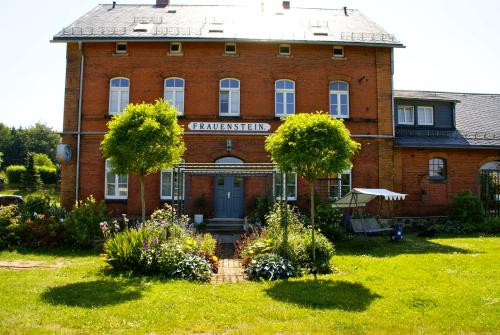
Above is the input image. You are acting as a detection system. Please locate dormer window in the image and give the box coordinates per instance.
[170,42,182,54]
[115,42,127,54]
[398,106,414,125]
[224,43,237,54]
[279,44,291,55]
[332,46,344,58]
[417,106,434,125]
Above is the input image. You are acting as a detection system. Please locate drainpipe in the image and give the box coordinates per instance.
[390,48,395,138]
[75,42,85,203]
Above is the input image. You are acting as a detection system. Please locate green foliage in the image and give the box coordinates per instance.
[5,165,26,184]
[199,233,217,255]
[246,253,297,281]
[21,152,41,190]
[173,255,212,282]
[21,194,51,217]
[478,216,500,233]
[315,202,344,241]
[156,242,186,275]
[104,228,151,271]
[0,152,3,170]
[241,238,273,258]
[36,166,58,185]
[32,153,56,169]
[64,196,108,247]
[265,112,360,182]
[449,190,486,226]
[0,205,21,248]
[248,195,273,224]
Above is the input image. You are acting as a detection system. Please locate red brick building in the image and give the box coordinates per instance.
[53,1,500,219]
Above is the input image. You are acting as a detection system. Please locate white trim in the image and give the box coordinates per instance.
[108,77,130,115]
[417,106,434,126]
[275,79,295,117]
[328,169,352,200]
[397,105,415,125]
[164,77,185,115]
[160,165,185,200]
[274,171,297,201]
[224,42,237,54]
[329,81,349,118]
[115,42,127,54]
[169,42,182,54]
[279,44,291,55]
[332,45,344,58]
[104,160,128,200]
[219,78,240,116]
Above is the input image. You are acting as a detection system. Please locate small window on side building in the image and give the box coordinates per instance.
[116,42,127,54]
[333,46,344,58]
[224,43,237,54]
[170,42,182,54]
[279,44,291,55]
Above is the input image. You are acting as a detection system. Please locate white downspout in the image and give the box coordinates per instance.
[75,42,84,202]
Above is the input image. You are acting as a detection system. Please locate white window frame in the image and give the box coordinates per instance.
[224,43,237,54]
[329,81,349,118]
[219,78,240,116]
[108,77,130,115]
[160,164,185,200]
[115,42,127,54]
[398,106,415,125]
[417,106,434,126]
[275,79,295,117]
[170,42,182,54]
[164,77,185,115]
[279,44,291,55]
[328,169,352,200]
[274,171,297,201]
[104,160,128,200]
[332,46,344,58]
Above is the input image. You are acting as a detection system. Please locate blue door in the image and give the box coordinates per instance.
[214,175,244,218]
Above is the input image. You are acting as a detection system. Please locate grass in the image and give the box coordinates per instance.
[0,236,499,334]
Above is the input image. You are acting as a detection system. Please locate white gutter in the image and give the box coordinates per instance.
[75,42,84,202]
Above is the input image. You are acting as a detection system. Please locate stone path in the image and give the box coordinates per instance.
[0,260,68,270]
[211,242,247,284]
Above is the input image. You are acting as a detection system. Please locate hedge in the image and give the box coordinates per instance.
[5,165,26,184]
[36,166,58,185]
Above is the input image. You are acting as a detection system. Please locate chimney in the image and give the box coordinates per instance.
[282,1,290,9]
[156,0,169,6]
[343,6,349,16]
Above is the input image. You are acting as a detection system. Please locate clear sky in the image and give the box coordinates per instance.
[0,0,499,131]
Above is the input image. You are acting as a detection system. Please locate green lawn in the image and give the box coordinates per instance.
[0,236,498,334]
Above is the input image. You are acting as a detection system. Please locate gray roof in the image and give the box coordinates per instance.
[395,90,500,148]
[52,3,402,47]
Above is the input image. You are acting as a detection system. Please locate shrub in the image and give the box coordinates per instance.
[21,153,41,190]
[5,165,26,184]
[21,214,67,247]
[0,205,21,248]
[64,196,108,247]
[248,195,273,224]
[157,242,186,275]
[478,216,500,233]
[241,238,273,258]
[199,233,217,256]
[104,228,151,271]
[315,202,343,241]
[21,194,51,218]
[173,255,212,282]
[449,190,485,226]
[32,153,56,169]
[246,253,297,281]
[197,251,219,273]
[36,166,58,185]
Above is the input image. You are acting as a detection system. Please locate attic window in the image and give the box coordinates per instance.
[333,46,344,58]
[170,42,182,54]
[133,23,152,32]
[209,29,224,33]
[224,43,237,54]
[279,44,291,55]
[116,42,127,54]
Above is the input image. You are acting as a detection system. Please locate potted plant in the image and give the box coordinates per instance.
[194,194,207,224]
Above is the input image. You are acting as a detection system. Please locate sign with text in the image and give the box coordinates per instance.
[187,122,271,132]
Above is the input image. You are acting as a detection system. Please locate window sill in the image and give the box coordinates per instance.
[113,52,129,57]
[167,52,184,56]
[276,54,293,58]
[331,56,347,61]
[222,53,239,57]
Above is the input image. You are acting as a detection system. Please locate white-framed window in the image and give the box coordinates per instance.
[115,42,127,54]
[160,164,185,200]
[224,43,237,54]
[274,172,297,201]
[332,46,344,58]
[170,42,182,54]
[109,77,130,115]
[105,160,128,200]
[279,44,291,55]
[275,79,295,117]
[219,78,240,116]
[329,81,349,118]
[328,169,352,200]
[398,106,415,125]
[417,106,434,125]
[164,77,185,115]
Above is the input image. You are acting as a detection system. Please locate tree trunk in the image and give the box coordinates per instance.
[140,175,146,225]
[310,181,316,263]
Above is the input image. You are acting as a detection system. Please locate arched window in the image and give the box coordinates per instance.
[219,79,240,116]
[109,77,129,115]
[164,77,185,115]
[275,80,295,117]
[104,159,128,199]
[429,158,446,180]
[161,160,185,200]
[329,81,349,118]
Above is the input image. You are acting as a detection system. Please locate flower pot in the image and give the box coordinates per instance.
[194,214,204,224]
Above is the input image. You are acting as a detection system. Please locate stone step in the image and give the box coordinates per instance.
[206,218,245,233]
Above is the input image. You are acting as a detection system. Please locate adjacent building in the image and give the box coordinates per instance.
[53,1,500,219]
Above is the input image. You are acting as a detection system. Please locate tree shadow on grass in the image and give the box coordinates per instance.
[266,279,380,311]
[334,236,474,257]
[41,280,145,308]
